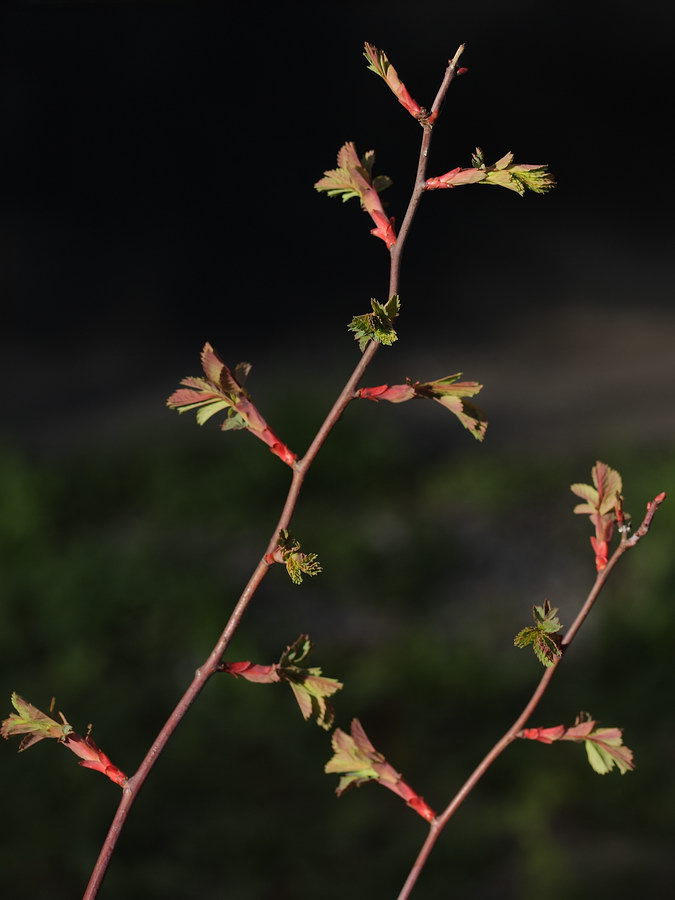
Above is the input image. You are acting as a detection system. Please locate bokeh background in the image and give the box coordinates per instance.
[2,1,674,897]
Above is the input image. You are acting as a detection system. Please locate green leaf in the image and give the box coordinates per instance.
[514,601,562,667]
[583,726,635,775]
[1,693,72,752]
[278,636,342,730]
[348,295,400,351]
[314,143,391,204]
[276,530,323,585]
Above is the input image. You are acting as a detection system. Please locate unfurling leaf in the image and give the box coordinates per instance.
[2,694,127,786]
[363,43,426,121]
[267,529,323,585]
[571,461,626,570]
[426,148,555,196]
[1,693,72,751]
[167,343,296,467]
[356,372,487,441]
[348,295,400,351]
[315,142,397,249]
[220,636,342,730]
[519,712,635,775]
[514,600,563,667]
[325,719,436,821]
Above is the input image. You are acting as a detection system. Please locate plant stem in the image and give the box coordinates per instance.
[82,44,465,900]
[396,491,666,900]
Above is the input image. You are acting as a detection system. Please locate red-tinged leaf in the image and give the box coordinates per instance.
[287,671,342,731]
[407,795,436,823]
[590,536,609,571]
[169,343,297,466]
[559,718,596,741]
[369,209,397,249]
[200,342,224,385]
[166,388,225,412]
[519,713,634,775]
[592,461,623,516]
[520,725,566,744]
[316,143,395,248]
[425,167,487,190]
[1,693,72,751]
[363,43,424,119]
[357,384,416,403]
[570,482,600,508]
[64,734,128,787]
[433,395,488,441]
[325,719,436,820]
[584,727,635,775]
[220,661,281,684]
[423,376,483,398]
[269,441,298,467]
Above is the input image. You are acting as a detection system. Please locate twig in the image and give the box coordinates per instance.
[81,46,465,900]
[396,491,666,900]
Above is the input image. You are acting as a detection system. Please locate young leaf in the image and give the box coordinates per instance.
[315,142,397,249]
[514,600,563,667]
[268,530,323,585]
[571,461,625,570]
[220,636,342,730]
[348,295,400,351]
[363,43,425,120]
[325,719,436,821]
[167,343,297,467]
[279,636,342,730]
[2,694,127,786]
[519,713,634,775]
[426,148,555,195]
[356,372,487,441]
[1,693,72,751]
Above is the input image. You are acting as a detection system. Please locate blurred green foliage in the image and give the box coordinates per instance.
[1,409,674,898]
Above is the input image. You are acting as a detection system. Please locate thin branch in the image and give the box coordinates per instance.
[82,46,465,900]
[396,492,666,900]
[389,45,465,297]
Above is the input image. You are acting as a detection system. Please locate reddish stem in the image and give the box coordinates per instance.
[82,44,465,900]
[396,493,666,900]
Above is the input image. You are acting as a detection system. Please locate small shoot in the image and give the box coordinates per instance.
[357,373,487,441]
[348,294,400,351]
[514,599,563,668]
[325,718,435,822]
[1,693,127,787]
[426,148,555,195]
[315,142,396,249]
[363,43,426,121]
[167,343,297,467]
[519,712,635,775]
[265,530,322,585]
[219,636,342,730]
[571,461,625,571]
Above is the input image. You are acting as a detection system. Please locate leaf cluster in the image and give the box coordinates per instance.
[276,529,323,585]
[514,600,563,667]
[348,295,400,351]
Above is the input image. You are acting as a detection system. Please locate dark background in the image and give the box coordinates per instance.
[1,1,674,898]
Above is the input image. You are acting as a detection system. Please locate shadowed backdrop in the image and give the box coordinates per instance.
[1,1,674,898]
